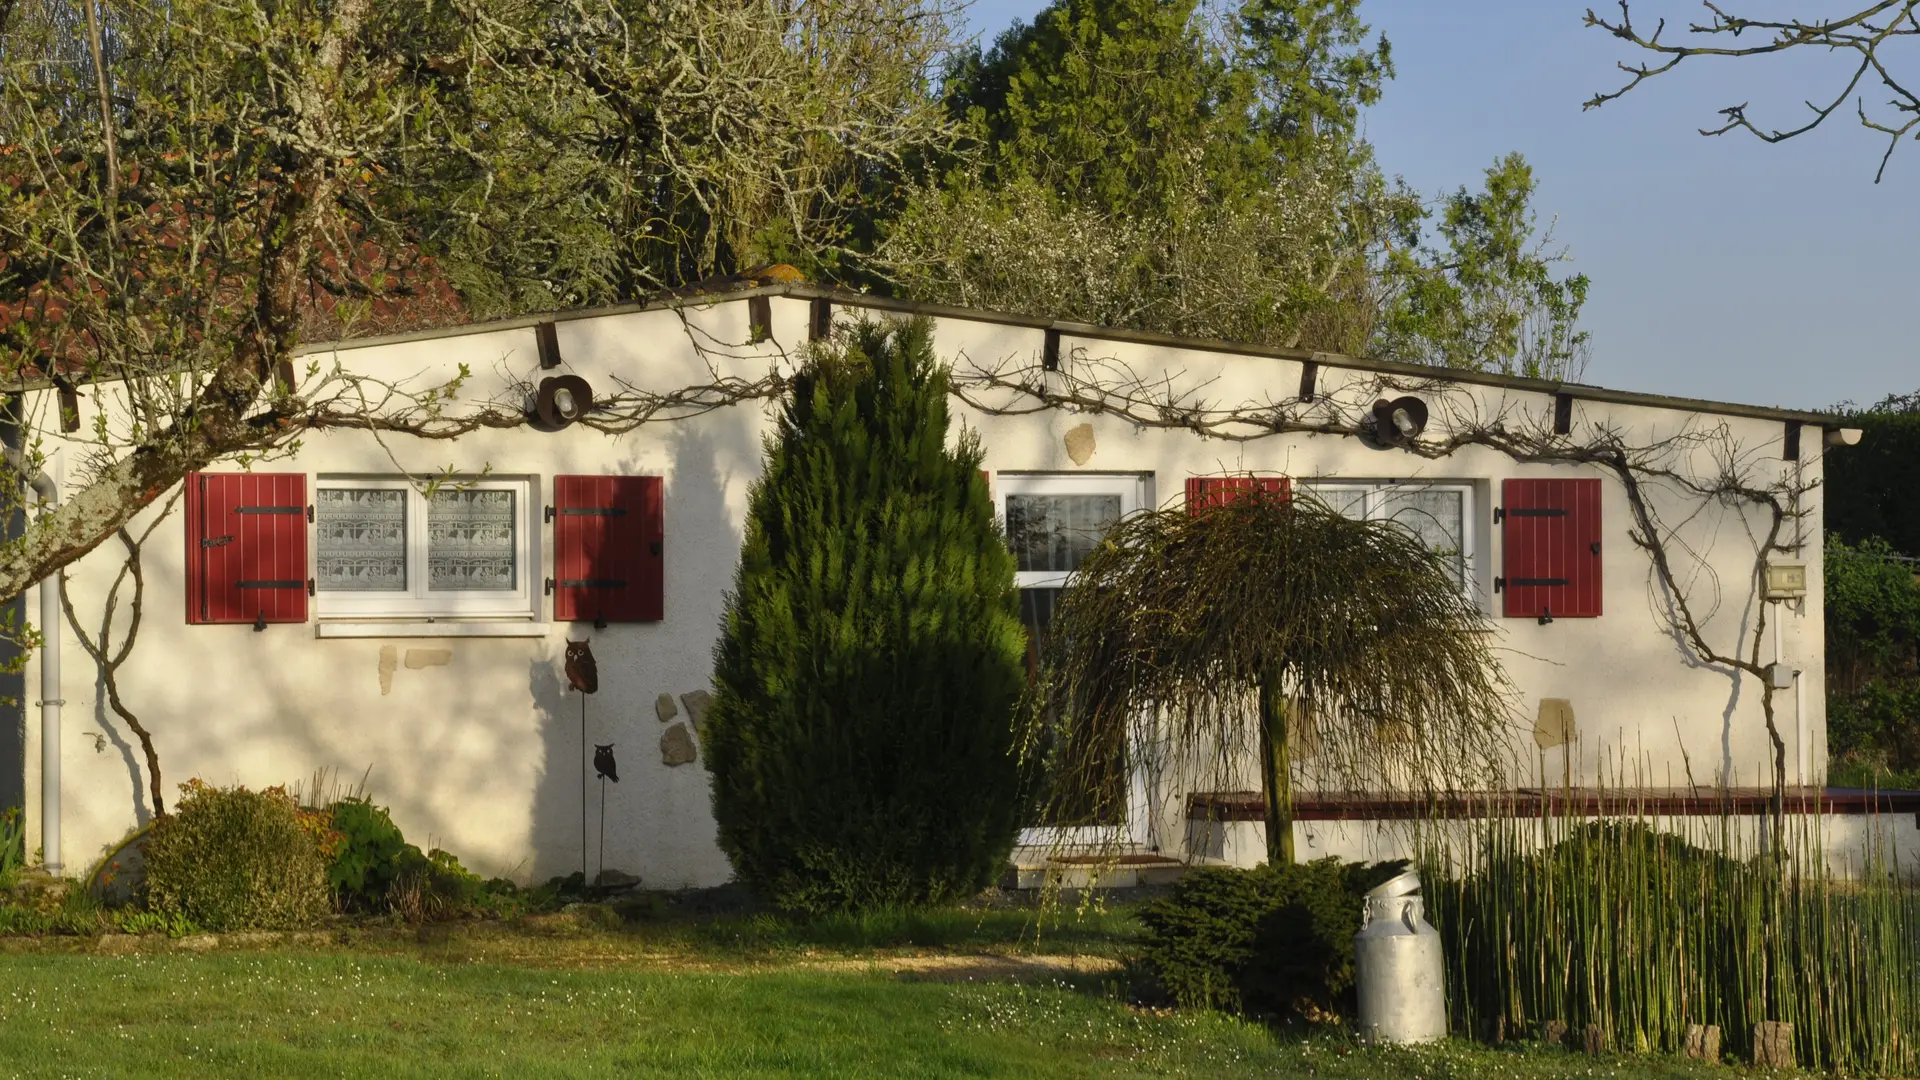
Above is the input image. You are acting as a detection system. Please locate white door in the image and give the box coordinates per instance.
[997,473,1153,848]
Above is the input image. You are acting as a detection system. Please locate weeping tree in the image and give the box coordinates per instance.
[1029,484,1514,864]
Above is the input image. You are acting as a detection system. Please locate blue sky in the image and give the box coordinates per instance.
[957,0,1915,412]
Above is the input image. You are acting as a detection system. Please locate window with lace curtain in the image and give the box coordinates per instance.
[314,477,535,618]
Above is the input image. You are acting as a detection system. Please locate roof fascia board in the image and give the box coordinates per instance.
[258,282,1834,429]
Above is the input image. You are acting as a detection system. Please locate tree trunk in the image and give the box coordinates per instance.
[1258,674,1294,865]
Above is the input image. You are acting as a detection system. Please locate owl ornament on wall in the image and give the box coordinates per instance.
[564,639,599,695]
[594,744,619,783]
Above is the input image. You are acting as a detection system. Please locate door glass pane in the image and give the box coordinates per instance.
[428,490,517,592]
[1006,494,1122,573]
[1017,586,1124,827]
[1379,487,1466,586]
[315,489,408,592]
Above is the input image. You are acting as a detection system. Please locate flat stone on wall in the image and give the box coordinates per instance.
[660,722,696,766]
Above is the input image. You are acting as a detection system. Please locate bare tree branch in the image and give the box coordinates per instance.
[1584,1,1920,181]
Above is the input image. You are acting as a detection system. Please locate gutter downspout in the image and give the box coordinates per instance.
[6,449,60,876]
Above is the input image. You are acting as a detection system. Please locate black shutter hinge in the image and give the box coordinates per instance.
[1494,577,1504,592]
[1493,507,1504,524]
[307,578,315,597]
[544,577,555,595]
[544,505,555,523]
[307,505,315,523]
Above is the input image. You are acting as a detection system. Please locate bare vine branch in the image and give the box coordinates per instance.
[954,344,1811,818]
[56,489,180,818]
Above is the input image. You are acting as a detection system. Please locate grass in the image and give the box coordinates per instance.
[614,898,1145,959]
[0,943,1810,1079]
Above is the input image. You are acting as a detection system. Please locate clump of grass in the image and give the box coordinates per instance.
[1421,786,1919,1073]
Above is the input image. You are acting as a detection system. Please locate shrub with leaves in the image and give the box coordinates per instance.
[386,846,521,922]
[327,798,410,910]
[142,780,338,931]
[1825,535,1920,781]
[1129,858,1404,1019]
[703,317,1027,913]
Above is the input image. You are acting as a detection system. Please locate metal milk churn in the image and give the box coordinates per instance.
[1354,868,1447,1044]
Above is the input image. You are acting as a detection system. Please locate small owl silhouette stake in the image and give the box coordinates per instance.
[564,639,599,694]
[594,744,619,783]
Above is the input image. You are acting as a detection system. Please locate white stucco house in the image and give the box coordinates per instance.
[10,282,1914,886]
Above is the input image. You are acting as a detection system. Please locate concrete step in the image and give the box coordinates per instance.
[1002,852,1192,890]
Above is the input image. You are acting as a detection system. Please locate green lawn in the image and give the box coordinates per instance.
[0,940,1812,1079]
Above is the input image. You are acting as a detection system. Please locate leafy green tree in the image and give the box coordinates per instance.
[0,0,959,623]
[880,0,1405,354]
[703,317,1028,912]
[881,0,1588,373]
[1376,152,1592,379]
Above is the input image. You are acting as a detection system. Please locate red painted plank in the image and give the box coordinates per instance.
[1502,478,1601,618]
[187,473,308,624]
[553,475,663,622]
[1186,476,1291,514]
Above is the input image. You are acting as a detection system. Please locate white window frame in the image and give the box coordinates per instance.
[1305,479,1483,607]
[996,472,1154,849]
[999,472,1152,589]
[313,476,539,620]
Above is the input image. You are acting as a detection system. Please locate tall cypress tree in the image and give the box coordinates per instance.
[703,317,1027,913]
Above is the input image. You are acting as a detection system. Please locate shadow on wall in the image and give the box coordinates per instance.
[526,427,748,886]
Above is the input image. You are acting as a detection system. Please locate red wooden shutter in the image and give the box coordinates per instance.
[1186,476,1291,514]
[186,472,309,625]
[1499,478,1602,618]
[551,476,664,622]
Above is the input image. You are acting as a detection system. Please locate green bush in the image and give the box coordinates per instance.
[1825,536,1920,775]
[704,318,1028,913]
[1129,859,1403,1019]
[387,846,525,921]
[1826,391,1920,558]
[0,806,23,889]
[327,798,410,910]
[142,780,336,931]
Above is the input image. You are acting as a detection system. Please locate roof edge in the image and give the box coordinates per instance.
[290,282,1838,428]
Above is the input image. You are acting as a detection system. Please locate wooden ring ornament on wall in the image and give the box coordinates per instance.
[535,375,594,429]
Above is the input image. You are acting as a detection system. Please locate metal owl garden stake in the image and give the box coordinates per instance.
[565,639,599,878]
[594,744,619,884]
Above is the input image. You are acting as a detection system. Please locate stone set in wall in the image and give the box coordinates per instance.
[654,690,711,767]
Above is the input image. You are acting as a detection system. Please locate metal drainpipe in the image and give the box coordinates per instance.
[6,449,61,875]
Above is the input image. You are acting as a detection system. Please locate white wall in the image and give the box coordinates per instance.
[20,293,1831,886]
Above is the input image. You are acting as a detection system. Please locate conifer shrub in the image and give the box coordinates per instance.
[704,317,1027,914]
[1129,859,1405,1019]
[142,780,339,930]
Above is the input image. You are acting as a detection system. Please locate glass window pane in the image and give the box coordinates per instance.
[1006,494,1122,573]
[315,489,408,592]
[1378,487,1466,586]
[1315,485,1371,519]
[428,490,517,592]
